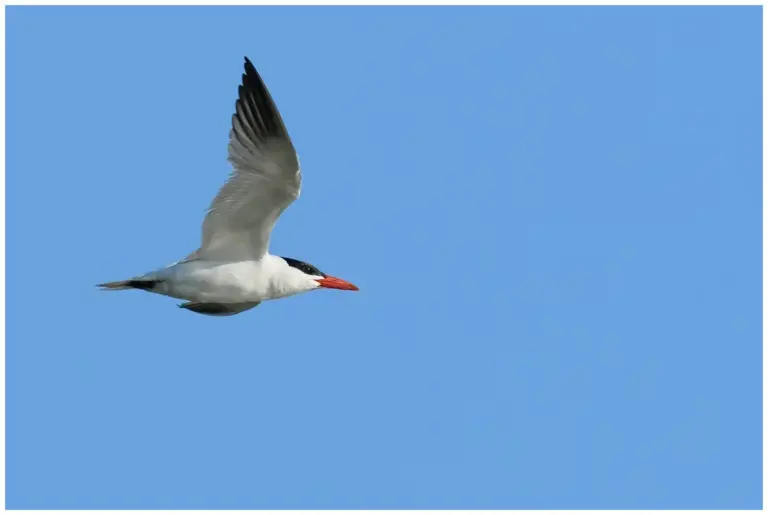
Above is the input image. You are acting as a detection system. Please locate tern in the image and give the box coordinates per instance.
[98,57,359,316]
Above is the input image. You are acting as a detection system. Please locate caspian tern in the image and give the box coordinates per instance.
[98,57,359,316]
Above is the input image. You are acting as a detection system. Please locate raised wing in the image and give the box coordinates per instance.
[198,57,301,262]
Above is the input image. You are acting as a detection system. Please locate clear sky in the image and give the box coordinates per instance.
[6,5,762,510]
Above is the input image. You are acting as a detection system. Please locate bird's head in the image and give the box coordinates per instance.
[281,257,359,293]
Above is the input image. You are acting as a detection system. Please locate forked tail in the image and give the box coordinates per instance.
[97,279,162,291]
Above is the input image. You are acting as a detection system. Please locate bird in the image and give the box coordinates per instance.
[97,57,359,316]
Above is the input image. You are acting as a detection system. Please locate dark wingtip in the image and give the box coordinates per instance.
[232,55,289,141]
[243,56,256,74]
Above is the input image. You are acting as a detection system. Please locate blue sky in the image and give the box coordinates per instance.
[6,5,762,509]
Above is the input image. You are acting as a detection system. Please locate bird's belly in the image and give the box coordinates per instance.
[167,261,268,303]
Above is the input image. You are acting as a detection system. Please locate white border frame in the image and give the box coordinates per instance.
[1,1,763,514]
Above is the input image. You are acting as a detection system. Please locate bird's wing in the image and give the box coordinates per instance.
[198,57,301,262]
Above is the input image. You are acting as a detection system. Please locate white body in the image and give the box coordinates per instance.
[150,255,322,304]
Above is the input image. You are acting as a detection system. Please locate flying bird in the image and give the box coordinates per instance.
[98,57,359,316]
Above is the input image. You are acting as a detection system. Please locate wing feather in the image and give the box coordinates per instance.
[198,57,301,261]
